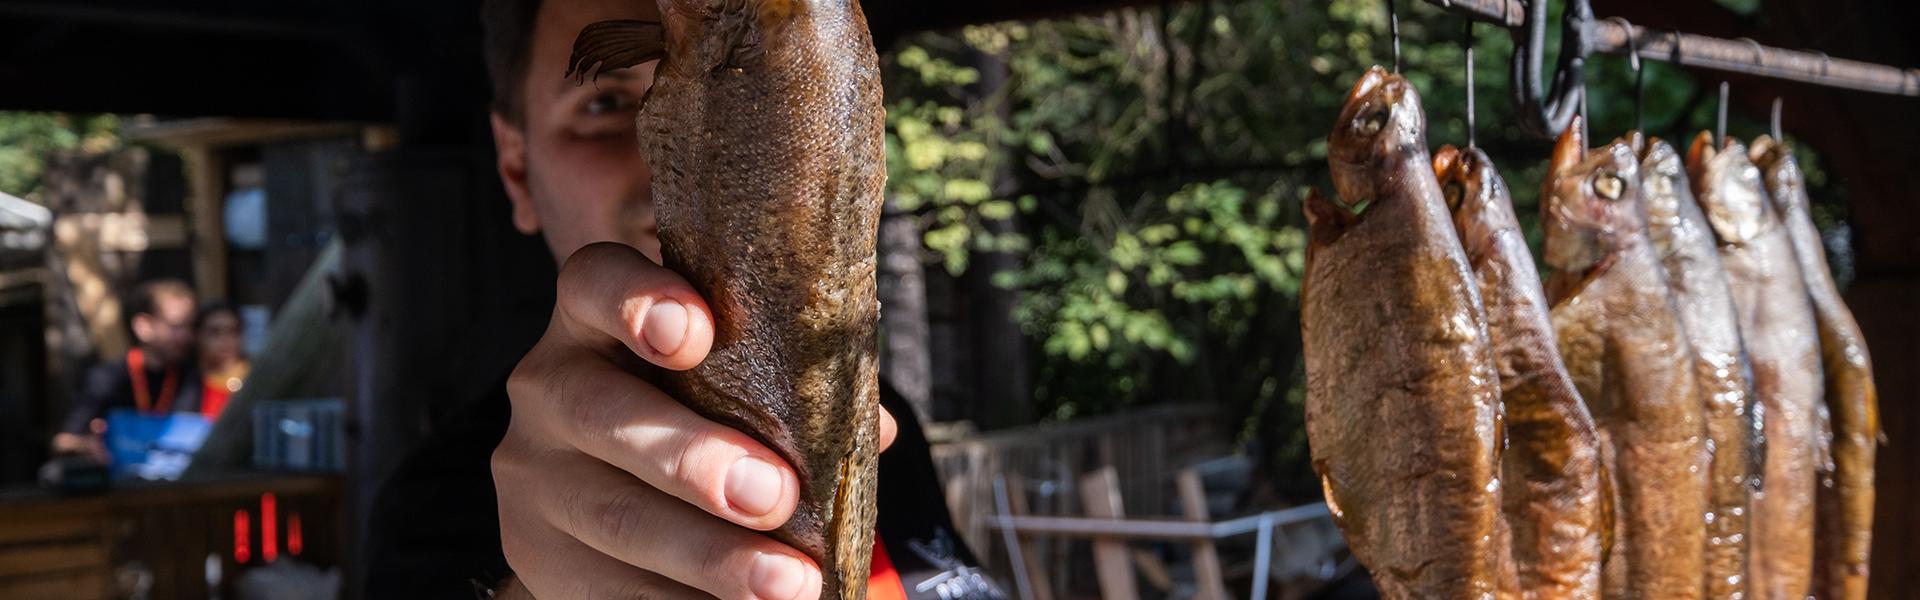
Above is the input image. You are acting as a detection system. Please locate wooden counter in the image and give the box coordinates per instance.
[0,474,342,599]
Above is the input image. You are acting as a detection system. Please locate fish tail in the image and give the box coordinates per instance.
[566,20,668,85]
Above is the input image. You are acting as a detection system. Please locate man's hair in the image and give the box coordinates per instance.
[482,0,544,124]
[127,279,195,326]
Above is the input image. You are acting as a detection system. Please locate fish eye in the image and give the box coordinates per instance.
[1594,171,1625,200]
[1443,181,1465,210]
[1359,108,1390,135]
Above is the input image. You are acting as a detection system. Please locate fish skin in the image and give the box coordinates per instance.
[1688,133,1822,600]
[1639,134,1758,600]
[1435,144,1606,600]
[567,2,887,598]
[1751,136,1877,600]
[1306,66,1504,600]
[1542,118,1708,600]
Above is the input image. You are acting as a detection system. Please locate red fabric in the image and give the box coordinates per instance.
[201,378,231,419]
[867,538,908,600]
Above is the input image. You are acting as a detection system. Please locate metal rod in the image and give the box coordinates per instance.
[1390,0,1403,73]
[1420,0,1920,96]
[1251,515,1275,600]
[992,477,1038,600]
[1728,80,1743,146]
[1772,97,1786,140]
[1465,20,1477,147]
[987,503,1332,540]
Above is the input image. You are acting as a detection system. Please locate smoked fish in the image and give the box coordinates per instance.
[1435,144,1606,599]
[1305,67,1504,599]
[566,2,887,597]
[1689,133,1822,600]
[1751,136,1877,600]
[1640,134,1757,600]
[1543,119,1708,600]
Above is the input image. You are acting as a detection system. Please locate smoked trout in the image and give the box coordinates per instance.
[1751,136,1877,600]
[1305,67,1504,599]
[1688,133,1822,600]
[1542,119,1707,600]
[1434,144,1605,599]
[566,2,887,597]
[1639,134,1757,600]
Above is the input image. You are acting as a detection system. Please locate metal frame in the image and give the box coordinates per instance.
[1421,0,1920,137]
[987,500,1338,600]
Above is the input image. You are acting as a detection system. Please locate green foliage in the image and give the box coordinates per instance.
[0,113,124,201]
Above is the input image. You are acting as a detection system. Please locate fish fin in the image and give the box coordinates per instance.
[1626,130,1647,156]
[1550,116,1587,175]
[566,20,668,85]
[826,451,879,600]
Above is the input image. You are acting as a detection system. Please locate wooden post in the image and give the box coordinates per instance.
[1079,467,1137,600]
[1177,468,1227,600]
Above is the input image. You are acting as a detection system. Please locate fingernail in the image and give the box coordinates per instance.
[750,552,810,600]
[642,299,689,356]
[727,456,784,517]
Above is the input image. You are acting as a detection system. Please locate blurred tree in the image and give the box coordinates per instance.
[0,113,124,201]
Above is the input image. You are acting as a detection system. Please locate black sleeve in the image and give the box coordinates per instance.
[875,383,1009,599]
[361,387,512,599]
[61,361,124,434]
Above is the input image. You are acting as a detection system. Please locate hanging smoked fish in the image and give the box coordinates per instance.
[1304,67,1504,599]
[1435,144,1606,599]
[1543,118,1708,600]
[1639,133,1757,600]
[1690,133,1823,600]
[1752,136,1877,600]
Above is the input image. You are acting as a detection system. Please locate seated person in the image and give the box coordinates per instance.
[52,278,204,462]
[193,301,250,420]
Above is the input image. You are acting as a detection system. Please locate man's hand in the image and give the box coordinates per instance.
[493,242,896,599]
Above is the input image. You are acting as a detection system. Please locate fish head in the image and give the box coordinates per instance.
[1433,144,1514,259]
[1326,66,1427,216]
[1749,135,1807,217]
[1687,132,1772,245]
[1541,116,1645,274]
[1638,136,1692,258]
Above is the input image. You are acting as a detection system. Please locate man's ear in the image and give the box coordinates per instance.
[491,112,540,235]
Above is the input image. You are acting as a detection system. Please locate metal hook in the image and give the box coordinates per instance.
[1464,20,1477,147]
[1609,17,1645,132]
[1510,0,1594,138]
[1771,97,1785,141]
[1717,81,1730,148]
[1389,0,1402,73]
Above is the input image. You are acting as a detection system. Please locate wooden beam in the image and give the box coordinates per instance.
[1079,466,1139,600]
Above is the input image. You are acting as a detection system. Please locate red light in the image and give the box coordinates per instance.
[261,493,278,563]
[288,512,304,556]
[234,509,251,564]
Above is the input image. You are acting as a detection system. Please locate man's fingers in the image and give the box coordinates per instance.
[541,455,823,600]
[879,407,898,451]
[498,515,712,600]
[507,348,800,530]
[556,242,715,371]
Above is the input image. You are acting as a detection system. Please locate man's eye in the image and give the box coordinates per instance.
[584,92,637,116]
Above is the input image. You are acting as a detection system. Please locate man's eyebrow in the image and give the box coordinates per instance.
[558,68,643,93]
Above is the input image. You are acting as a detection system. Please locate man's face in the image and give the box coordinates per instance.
[133,294,196,365]
[492,0,664,264]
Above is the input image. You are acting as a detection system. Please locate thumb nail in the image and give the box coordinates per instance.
[642,299,689,356]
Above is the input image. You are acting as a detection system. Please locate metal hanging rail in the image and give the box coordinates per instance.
[1423,0,1920,97]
